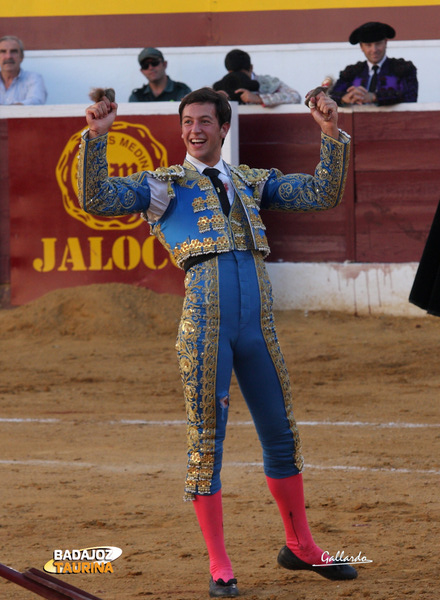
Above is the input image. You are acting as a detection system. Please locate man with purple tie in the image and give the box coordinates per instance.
[330,21,418,107]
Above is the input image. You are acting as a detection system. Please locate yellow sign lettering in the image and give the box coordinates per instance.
[33,236,170,273]
[33,238,57,272]
[112,236,141,270]
[58,237,87,271]
[142,236,167,270]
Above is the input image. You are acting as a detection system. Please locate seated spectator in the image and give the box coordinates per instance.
[0,35,47,105]
[129,47,191,102]
[330,22,418,106]
[213,70,260,104]
[219,49,301,107]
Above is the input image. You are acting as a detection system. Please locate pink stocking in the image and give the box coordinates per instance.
[193,490,235,582]
[266,473,326,565]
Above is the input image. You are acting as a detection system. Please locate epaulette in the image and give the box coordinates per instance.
[340,61,366,80]
[387,57,417,77]
[149,165,186,182]
[230,164,270,186]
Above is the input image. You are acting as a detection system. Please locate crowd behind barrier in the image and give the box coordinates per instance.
[1,39,437,106]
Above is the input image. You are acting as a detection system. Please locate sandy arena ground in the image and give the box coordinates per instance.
[0,282,439,600]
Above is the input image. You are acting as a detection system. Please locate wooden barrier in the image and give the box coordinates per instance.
[239,108,355,263]
[238,104,440,265]
[0,103,438,307]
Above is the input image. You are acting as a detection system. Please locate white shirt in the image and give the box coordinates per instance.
[144,154,234,224]
[0,69,48,105]
[184,154,235,205]
[366,56,387,89]
[143,153,267,224]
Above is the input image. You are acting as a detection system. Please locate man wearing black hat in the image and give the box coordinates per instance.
[330,22,418,106]
[129,47,191,102]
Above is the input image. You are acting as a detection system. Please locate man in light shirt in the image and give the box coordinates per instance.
[0,36,47,105]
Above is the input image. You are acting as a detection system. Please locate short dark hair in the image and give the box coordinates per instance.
[179,87,232,127]
[213,71,259,104]
[224,49,252,72]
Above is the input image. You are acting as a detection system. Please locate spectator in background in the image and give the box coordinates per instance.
[0,35,47,105]
[213,69,260,104]
[217,49,301,107]
[330,22,418,106]
[129,47,191,102]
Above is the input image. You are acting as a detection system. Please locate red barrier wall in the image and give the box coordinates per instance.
[0,120,9,306]
[238,106,440,265]
[6,112,186,305]
[239,110,356,263]
[1,105,438,307]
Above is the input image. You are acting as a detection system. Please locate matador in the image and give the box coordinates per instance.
[77,87,357,597]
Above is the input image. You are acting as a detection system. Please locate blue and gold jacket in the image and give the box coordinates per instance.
[77,130,350,269]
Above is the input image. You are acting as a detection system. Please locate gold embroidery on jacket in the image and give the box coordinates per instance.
[267,133,349,211]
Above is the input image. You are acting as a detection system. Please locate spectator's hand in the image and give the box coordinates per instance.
[342,86,364,105]
[234,89,263,105]
[342,85,376,105]
[308,91,339,139]
[85,95,118,138]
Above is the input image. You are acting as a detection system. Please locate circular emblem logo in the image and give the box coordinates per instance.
[56,121,168,230]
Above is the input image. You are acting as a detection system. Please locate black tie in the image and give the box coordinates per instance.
[203,168,230,217]
[368,65,379,92]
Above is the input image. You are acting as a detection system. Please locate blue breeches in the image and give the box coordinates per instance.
[176,250,303,500]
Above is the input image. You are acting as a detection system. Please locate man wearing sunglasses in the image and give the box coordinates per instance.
[129,47,191,103]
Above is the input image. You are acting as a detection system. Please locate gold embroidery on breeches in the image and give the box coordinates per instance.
[253,253,304,472]
[176,259,220,501]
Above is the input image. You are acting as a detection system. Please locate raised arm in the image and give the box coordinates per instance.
[307,90,339,139]
[260,94,350,212]
[85,90,118,138]
[77,91,152,216]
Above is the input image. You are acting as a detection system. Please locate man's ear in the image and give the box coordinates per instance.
[163,60,168,70]
[221,122,231,139]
